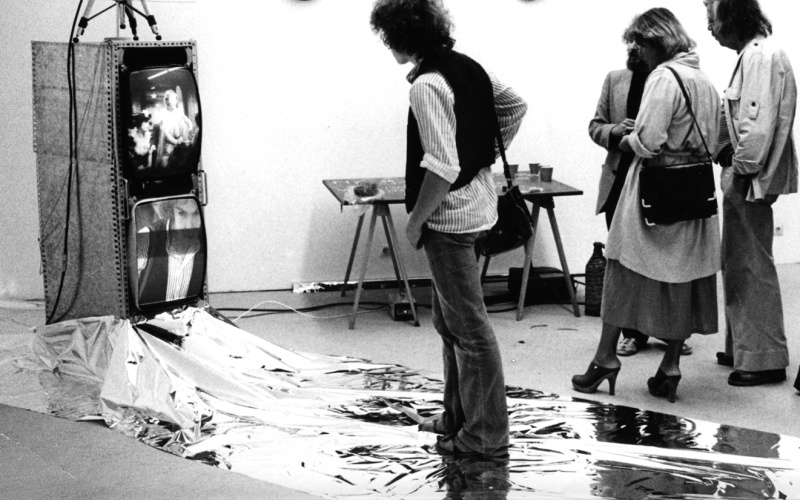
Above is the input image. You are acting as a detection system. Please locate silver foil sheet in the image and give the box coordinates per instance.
[1,307,798,499]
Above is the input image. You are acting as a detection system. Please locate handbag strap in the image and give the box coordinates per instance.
[664,66,713,161]
[494,114,514,190]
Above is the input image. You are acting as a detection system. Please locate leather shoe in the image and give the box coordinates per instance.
[434,435,509,459]
[716,352,734,367]
[616,337,642,356]
[728,369,785,387]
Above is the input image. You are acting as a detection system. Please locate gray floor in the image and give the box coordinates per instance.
[1,265,799,499]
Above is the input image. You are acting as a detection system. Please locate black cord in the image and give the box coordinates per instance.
[47,0,84,324]
[214,298,583,318]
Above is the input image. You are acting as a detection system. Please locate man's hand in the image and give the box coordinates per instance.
[406,171,450,250]
[611,118,636,138]
[406,220,424,249]
[716,145,734,168]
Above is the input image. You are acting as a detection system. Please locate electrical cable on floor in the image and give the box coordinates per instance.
[221,300,392,322]
[217,295,585,320]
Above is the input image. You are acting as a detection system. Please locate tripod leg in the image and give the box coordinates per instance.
[137,0,162,40]
[125,4,140,40]
[73,0,99,43]
[117,2,126,29]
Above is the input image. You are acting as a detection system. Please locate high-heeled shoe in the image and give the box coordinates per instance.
[572,363,621,395]
[647,368,681,403]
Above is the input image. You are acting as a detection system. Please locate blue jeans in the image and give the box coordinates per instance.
[422,228,509,455]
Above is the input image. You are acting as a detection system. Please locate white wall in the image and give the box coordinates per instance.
[2,0,799,299]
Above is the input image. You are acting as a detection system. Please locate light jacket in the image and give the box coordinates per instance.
[588,68,632,215]
[724,36,798,201]
[607,52,721,283]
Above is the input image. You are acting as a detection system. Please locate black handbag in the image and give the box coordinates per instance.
[638,66,718,226]
[479,123,533,256]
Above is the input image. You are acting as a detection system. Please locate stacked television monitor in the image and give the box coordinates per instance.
[119,44,207,315]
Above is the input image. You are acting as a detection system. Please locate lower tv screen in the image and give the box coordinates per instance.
[129,195,206,313]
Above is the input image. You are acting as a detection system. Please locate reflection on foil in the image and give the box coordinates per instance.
[1,306,799,499]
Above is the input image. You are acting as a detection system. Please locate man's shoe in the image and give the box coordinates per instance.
[434,436,480,457]
[616,337,641,357]
[728,369,786,387]
[434,435,509,459]
[716,352,734,367]
[680,343,693,356]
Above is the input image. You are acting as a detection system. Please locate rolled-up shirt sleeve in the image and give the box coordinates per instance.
[490,71,527,156]
[409,69,528,183]
[409,74,460,184]
[628,68,679,159]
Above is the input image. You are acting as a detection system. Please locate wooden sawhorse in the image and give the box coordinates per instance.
[341,202,419,329]
[481,194,581,320]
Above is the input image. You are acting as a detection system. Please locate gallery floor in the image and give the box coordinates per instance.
[1,265,799,499]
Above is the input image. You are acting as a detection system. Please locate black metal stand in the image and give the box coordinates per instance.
[73,0,162,42]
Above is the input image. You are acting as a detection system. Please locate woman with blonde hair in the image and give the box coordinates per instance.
[572,8,720,402]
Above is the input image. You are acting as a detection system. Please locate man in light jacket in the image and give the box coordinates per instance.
[705,0,798,387]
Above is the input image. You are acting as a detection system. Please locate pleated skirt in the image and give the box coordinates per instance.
[601,259,718,340]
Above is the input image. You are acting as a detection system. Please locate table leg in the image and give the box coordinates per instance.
[341,214,365,297]
[382,206,420,327]
[381,213,403,292]
[547,206,581,317]
[517,204,540,321]
[480,255,491,286]
[349,206,379,329]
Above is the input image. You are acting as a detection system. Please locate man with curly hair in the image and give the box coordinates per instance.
[370,0,527,458]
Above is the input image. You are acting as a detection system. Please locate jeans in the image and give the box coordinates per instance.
[423,228,509,455]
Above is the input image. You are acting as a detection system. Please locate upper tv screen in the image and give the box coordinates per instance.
[124,67,201,180]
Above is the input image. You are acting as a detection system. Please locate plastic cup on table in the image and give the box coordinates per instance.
[540,165,553,182]
[529,163,541,182]
[515,173,532,193]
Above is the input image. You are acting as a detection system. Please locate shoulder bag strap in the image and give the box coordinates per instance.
[494,114,514,190]
[664,66,713,161]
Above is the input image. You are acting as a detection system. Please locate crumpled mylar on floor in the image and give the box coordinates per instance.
[2,306,800,499]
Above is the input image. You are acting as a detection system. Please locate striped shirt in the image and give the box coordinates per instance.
[137,221,199,302]
[407,63,527,233]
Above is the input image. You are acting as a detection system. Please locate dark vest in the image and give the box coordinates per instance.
[137,218,205,308]
[405,51,497,213]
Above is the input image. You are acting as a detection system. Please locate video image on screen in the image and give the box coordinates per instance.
[131,196,206,312]
[125,67,201,179]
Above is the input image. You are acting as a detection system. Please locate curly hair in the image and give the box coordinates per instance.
[714,0,772,43]
[370,0,455,58]
[624,8,696,62]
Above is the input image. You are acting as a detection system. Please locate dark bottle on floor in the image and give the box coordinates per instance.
[584,242,606,316]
